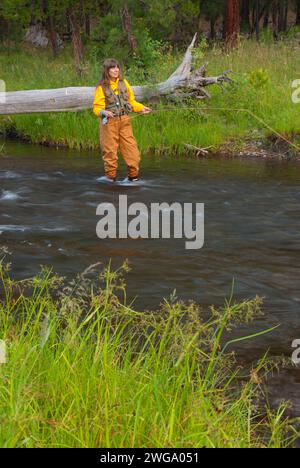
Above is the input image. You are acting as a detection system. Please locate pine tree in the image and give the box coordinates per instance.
[224,0,240,47]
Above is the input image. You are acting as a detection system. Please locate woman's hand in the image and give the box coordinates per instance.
[101,110,115,119]
[140,107,152,114]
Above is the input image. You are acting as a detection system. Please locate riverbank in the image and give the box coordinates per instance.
[1,40,300,157]
[0,255,297,448]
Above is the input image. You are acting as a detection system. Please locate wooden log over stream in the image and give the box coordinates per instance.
[0,34,233,116]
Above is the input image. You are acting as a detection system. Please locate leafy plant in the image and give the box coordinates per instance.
[249,68,270,89]
[0,257,297,448]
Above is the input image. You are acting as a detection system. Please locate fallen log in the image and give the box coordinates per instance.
[0,34,233,115]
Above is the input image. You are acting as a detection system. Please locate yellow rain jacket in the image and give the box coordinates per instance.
[93,78,145,117]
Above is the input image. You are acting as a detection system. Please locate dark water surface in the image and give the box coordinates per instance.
[1,139,300,414]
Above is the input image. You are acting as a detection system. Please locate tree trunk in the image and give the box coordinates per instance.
[224,0,240,48]
[263,9,270,28]
[210,18,216,41]
[284,1,289,30]
[42,0,59,57]
[0,15,8,43]
[85,14,90,36]
[278,0,288,32]
[121,2,138,53]
[0,34,234,115]
[296,0,300,25]
[241,0,251,32]
[255,0,260,41]
[272,1,279,38]
[69,10,84,76]
[80,0,90,36]
[47,16,59,56]
[80,0,85,26]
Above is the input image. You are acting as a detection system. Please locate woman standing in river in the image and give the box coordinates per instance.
[93,58,152,183]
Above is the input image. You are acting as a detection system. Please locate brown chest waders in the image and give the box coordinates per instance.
[100,81,141,180]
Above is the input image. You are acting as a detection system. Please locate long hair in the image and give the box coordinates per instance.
[97,58,123,88]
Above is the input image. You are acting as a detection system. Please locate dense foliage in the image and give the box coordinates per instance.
[1,1,300,66]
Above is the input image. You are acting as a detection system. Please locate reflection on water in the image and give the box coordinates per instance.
[1,139,300,414]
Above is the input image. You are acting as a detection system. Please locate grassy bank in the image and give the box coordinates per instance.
[0,255,297,448]
[0,39,300,154]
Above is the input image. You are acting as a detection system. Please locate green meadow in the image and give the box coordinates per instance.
[1,39,300,154]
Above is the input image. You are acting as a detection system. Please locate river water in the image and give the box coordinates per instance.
[1,139,300,415]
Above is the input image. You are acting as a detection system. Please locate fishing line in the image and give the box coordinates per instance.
[131,106,300,152]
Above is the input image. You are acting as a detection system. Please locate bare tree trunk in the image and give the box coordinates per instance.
[224,0,240,48]
[284,0,289,30]
[255,0,260,41]
[254,0,271,39]
[210,18,216,41]
[85,14,90,36]
[258,0,272,29]
[272,1,279,38]
[42,0,59,57]
[263,9,270,28]
[250,2,255,36]
[121,2,138,53]
[296,0,300,25]
[69,9,84,76]
[47,16,59,56]
[80,0,90,35]
[241,0,251,32]
[278,0,288,32]
[80,0,85,24]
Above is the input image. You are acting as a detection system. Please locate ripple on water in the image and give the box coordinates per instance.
[0,225,71,233]
[0,225,29,232]
[0,171,22,180]
[35,175,53,181]
[81,191,99,197]
[0,190,20,201]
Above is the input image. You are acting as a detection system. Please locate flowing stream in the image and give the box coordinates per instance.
[1,139,300,415]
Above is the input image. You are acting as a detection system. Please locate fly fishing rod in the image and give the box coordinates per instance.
[131,106,300,153]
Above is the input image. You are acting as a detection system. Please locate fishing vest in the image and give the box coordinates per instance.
[102,80,132,116]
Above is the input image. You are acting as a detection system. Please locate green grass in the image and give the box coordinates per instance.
[0,255,297,448]
[0,39,300,153]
